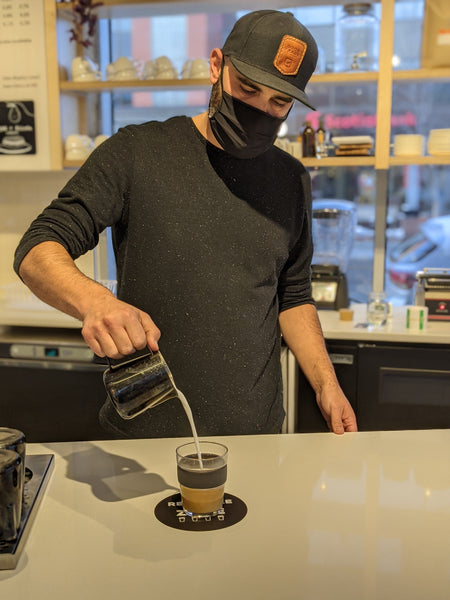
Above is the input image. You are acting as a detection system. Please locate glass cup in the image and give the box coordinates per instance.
[0,428,26,493]
[0,449,23,541]
[367,291,388,325]
[176,441,228,517]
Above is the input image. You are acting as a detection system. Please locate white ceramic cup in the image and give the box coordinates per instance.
[107,57,141,80]
[181,59,193,79]
[65,134,92,160]
[71,56,101,82]
[189,58,209,78]
[93,134,109,149]
[154,55,174,72]
[114,56,140,73]
[153,55,178,78]
[142,59,156,80]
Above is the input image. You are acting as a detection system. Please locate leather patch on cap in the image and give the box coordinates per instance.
[273,35,307,76]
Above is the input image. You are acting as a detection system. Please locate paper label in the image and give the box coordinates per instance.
[437,29,450,45]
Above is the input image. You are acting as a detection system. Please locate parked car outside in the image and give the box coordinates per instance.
[386,215,450,303]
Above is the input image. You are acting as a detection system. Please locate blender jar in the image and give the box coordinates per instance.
[311,200,357,274]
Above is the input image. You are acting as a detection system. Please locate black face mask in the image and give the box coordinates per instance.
[209,90,290,159]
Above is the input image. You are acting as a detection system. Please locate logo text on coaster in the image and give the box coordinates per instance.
[154,493,247,531]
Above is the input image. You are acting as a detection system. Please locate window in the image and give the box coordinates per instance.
[98,1,448,306]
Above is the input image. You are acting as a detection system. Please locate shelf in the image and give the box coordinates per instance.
[63,156,377,169]
[302,156,376,168]
[60,78,211,93]
[56,1,350,19]
[63,154,450,170]
[393,68,450,81]
[389,155,450,166]
[310,72,378,84]
[59,67,450,94]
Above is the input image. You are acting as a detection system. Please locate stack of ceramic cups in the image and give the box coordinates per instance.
[393,134,425,157]
[65,134,93,161]
[0,428,26,542]
[427,129,450,156]
[65,134,109,161]
[181,58,209,79]
[151,56,178,79]
[106,57,142,81]
[71,57,102,82]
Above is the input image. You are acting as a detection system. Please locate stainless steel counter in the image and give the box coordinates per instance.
[1,431,449,599]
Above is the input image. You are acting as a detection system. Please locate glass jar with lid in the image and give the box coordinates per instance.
[334,2,379,72]
[366,291,388,326]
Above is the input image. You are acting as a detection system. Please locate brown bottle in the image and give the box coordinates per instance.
[302,121,316,157]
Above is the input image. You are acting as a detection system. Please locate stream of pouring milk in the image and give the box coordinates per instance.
[177,389,204,469]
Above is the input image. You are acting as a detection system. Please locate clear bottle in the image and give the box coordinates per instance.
[302,121,316,157]
[334,3,379,72]
[367,291,388,325]
[316,119,328,159]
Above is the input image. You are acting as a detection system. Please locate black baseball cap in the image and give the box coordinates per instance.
[222,10,318,110]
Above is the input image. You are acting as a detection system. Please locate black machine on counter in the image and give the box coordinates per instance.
[310,200,357,310]
[414,268,450,321]
[311,264,349,310]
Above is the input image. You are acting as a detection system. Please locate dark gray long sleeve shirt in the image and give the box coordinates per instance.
[14,116,314,437]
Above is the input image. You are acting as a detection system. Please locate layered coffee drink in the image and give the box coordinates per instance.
[176,443,228,516]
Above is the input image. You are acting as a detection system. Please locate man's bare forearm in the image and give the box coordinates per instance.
[279,303,358,433]
[279,303,339,393]
[18,241,114,322]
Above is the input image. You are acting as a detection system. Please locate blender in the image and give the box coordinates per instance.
[311,199,356,309]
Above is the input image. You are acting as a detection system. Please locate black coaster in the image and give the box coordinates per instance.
[154,493,247,531]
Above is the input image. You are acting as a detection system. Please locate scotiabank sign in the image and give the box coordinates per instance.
[306,111,417,130]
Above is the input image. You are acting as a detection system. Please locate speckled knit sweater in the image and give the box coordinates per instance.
[14,116,314,437]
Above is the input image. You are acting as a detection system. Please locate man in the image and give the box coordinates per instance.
[14,10,357,437]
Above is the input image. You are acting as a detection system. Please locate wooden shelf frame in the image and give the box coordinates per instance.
[59,78,211,93]
[53,0,450,172]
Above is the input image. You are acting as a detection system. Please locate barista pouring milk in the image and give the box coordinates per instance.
[14,10,357,437]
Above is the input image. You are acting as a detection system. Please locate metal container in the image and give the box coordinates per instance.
[103,349,179,419]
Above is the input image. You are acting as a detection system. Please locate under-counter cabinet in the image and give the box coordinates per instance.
[297,339,450,432]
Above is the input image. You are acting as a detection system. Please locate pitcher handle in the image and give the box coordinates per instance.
[106,346,154,371]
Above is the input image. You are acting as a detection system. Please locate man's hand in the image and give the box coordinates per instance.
[81,294,161,359]
[316,384,358,434]
[18,242,161,360]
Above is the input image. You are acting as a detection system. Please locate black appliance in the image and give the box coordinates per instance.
[0,327,113,443]
[311,264,349,310]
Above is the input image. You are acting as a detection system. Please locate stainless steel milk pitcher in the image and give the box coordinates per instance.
[103,349,179,419]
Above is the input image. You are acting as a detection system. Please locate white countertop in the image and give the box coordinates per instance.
[319,304,450,344]
[1,430,449,599]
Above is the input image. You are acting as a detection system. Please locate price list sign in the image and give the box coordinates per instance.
[1,2,31,29]
[0,0,50,168]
